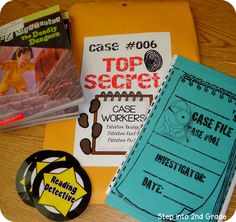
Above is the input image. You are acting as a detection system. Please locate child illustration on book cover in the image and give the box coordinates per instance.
[0,45,83,127]
[0,47,35,95]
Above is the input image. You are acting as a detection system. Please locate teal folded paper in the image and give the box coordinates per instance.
[106,56,236,222]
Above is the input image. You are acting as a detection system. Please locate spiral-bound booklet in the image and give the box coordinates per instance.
[106,56,236,222]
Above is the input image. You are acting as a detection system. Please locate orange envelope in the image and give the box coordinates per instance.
[44,1,199,204]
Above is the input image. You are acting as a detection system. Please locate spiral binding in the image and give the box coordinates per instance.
[100,91,144,101]
[181,73,236,104]
[106,57,176,193]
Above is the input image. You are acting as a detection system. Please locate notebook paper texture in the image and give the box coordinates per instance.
[106,56,236,222]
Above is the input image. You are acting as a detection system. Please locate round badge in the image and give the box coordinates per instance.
[24,150,81,205]
[32,161,92,221]
[16,150,54,207]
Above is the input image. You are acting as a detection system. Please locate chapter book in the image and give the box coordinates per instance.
[3,105,79,131]
[43,1,199,203]
[1,11,80,131]
[106,56,236,222]
[0,6,83,130]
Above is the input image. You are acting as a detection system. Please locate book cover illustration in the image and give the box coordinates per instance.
[0,6,83,129]
[74,33,172,166]
[1,12,79,131]
[106,56,236,222]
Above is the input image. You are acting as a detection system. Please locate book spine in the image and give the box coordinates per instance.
[106,56,178,193]
[217,171,236,222]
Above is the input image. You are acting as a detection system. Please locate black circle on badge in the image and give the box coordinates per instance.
[32,161,92,221]
[16,150,52,207]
